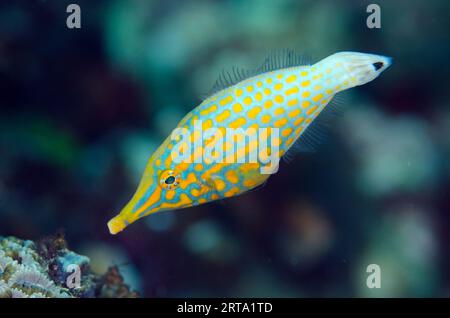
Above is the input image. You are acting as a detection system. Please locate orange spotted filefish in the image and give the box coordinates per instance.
[107,51,391,234]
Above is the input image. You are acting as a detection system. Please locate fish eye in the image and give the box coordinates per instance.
[159,170,180,190]
[165,176,175,184]
[372,61,384,71]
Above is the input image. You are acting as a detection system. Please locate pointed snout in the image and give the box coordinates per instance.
[107,214,127,235]
[107,184,163,234]
[330,51,392,87]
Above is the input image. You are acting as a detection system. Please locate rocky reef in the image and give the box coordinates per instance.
[0,234,138,298]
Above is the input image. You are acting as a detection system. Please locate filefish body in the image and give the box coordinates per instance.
[108,51,391,234]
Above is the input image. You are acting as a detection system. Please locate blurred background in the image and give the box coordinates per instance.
[0,0,449,297]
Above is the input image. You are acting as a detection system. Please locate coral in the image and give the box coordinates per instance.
[0,234,138,298]
[97,266,139,298]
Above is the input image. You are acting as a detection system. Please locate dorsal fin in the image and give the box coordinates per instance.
[209,66,253,96]
[257,49,312,73]
[208,49,312,96]
[283,95,346,162]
